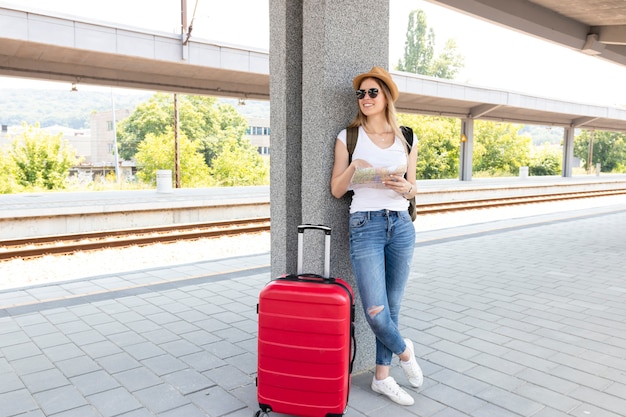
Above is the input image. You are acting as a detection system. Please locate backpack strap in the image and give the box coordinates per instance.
[346,126,358,164]
[400,126,414,152]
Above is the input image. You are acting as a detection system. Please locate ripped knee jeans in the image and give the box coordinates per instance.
[349,210,415,366]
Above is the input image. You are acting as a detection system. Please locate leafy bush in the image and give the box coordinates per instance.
[529,145,561,176]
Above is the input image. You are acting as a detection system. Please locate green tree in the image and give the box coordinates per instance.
[397,114,460,179]
[473,121,531,175]
[117,94,172,160]
[8,124,79,190]
[396,10,435,75]
[574,130,626,172]
[529,144,561,176]
[195,103,250,168]
[134,127,212,188]
[210,137,269,186]
[0,150,19,193]
[430,39,465,79]
[396,10,464,79]
[117,93,248,167]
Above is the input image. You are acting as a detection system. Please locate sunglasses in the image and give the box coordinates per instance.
[355,88,379,99]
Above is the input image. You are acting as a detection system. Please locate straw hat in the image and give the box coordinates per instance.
[352,66,399,102]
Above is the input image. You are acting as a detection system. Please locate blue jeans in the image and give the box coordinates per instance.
[349,209,415,366]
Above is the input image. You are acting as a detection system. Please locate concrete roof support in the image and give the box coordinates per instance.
[269,0,390,372]
[460,119,474,181]
[562,127,575,177]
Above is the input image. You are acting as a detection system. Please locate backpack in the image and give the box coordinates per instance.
[346,126,417,221]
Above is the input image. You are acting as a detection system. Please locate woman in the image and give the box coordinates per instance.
[330,66,422,406]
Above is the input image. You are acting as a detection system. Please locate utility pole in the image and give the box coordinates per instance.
[174,93,181,188]
[174,0,186,188]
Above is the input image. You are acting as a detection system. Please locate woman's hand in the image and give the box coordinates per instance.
[383,175,412,196]
[351,159,372,169]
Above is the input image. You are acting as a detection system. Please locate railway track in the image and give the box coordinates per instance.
[417,188,626,214]
[1,187,625,260]
[0,217,271,261]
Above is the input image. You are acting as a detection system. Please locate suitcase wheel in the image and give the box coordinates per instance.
[253,411,269,417]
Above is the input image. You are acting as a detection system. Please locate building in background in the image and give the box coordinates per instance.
[1,110,271,182]
[245,117,270,157]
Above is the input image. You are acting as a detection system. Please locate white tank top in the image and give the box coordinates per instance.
[337,126,413,214]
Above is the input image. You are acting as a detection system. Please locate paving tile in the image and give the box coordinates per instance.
[423,383,487,415]
[162,319,201,335]
[51,405,102,417]
[31,332,71,349]
[0,371,24,394]
[133,384,188,414]
[123,341,166,361]
[158,403,210,417]
[159,339,202,357]
[87,387,143,417]
[204,364,252,391]
[80,340,123,359]
[162,369,214,395]
[568,385,626,416]
[188,385,246,416]
[42,342,83,362]
[97,352,142,374]
[113,367,162,392]
[21,322,58,338]
[141,355,187,376]
[56,355,101,378]
[0,389,39,417]
[33,385,88,416]
[514,382,582,413]
[476,386,544,417]
[107,330,146,347]
[179,329,219,346]
[1,341,41,361]
[70,369,120,396]
[179,350,225,372]
[10,354,54,376]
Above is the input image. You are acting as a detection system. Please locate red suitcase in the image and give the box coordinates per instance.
[256,224,356,417]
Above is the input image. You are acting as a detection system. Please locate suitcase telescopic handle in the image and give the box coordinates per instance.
[297,224,331,278]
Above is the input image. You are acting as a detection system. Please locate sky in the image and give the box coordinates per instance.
[2,0,626,107]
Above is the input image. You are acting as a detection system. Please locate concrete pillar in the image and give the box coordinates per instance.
[460,118,474,181]
[562,127,575,177]
[269,0,389,372]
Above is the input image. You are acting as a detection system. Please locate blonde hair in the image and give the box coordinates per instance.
[348,77,406,147]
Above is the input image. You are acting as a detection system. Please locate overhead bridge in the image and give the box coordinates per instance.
[0,4,270,100]
[2,4,626,133]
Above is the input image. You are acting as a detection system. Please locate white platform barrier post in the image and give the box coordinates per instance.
[519,166,529,179]
[156,170,173,193]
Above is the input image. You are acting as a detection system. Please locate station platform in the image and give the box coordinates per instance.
[1,175,625,216]
[2,175,626,240]
[2,200,626,416]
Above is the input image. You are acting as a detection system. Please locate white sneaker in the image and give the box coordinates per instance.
[371,376,414,406]
[400,339,423,388]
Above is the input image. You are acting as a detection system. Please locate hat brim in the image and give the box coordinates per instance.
[352,67,399,102]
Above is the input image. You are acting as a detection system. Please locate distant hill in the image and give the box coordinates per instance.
[519,125,564,146]
[0,89,270,129]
